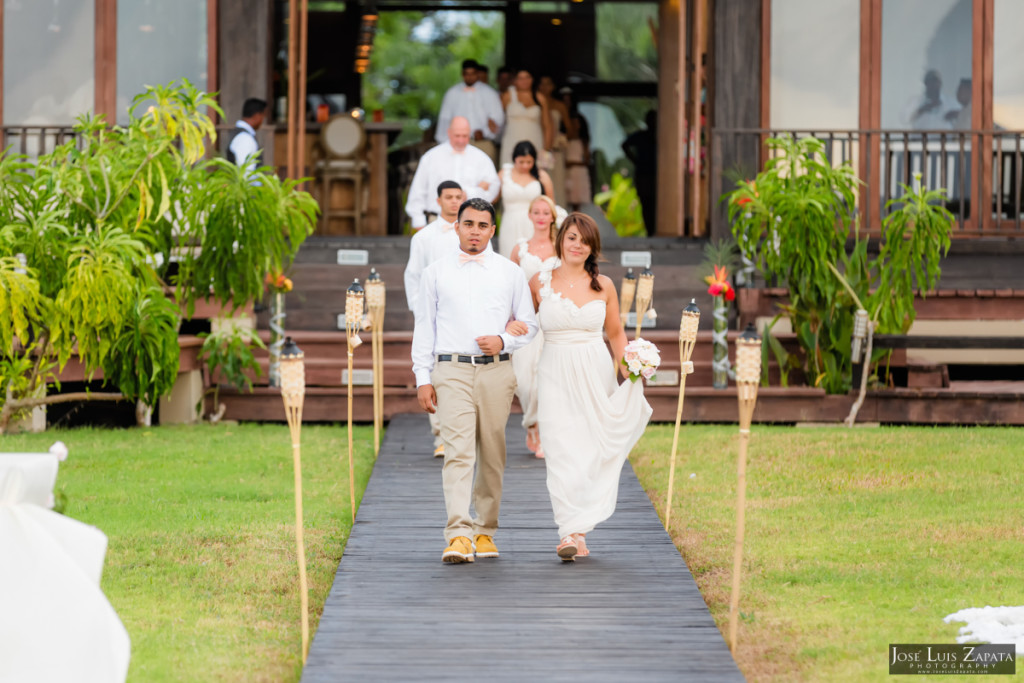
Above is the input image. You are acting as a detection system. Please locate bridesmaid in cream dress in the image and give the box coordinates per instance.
[529,213,652,561]
[496,141,553,257]
[508,195,563,458]
[500,70,552,168]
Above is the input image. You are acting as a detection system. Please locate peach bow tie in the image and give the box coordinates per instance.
[459,252,486,265]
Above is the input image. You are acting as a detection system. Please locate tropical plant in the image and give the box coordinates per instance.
[594,172,646,237]
[196,326,267,423]
[727,135,952,394]
[0,81,318,433]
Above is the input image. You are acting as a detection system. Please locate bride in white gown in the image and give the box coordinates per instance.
[528,213,653,561]
[497,140,554,258]
[509,195,563,458]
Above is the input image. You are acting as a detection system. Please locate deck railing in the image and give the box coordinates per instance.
[2,125,78,158]
[710,128,1024,238]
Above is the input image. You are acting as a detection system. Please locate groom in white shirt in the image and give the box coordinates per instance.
[412,198,538,563]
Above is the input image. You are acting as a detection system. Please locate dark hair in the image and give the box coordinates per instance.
[477,64,490,75]
[437,180,463,196]
[555,213,602,292]
[457,197,496,225]
[511,140,540,181]
[498,66,513,77]
[241,98,267,119]
[461,59,479,72]
[515,69,540,107]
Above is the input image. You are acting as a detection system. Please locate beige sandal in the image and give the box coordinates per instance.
[556,535,578,561]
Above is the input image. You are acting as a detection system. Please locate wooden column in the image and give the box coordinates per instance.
[690,0,707,236]
[655,0,685,237]
[977,0,994,234]
[217,0,273,135]
[95,0,117,122]
[860,0,882,233]
[710,0,763,242]
[286,0,299,179]
[297,0,309,184]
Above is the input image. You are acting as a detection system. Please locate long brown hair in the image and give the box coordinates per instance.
[554,212,602,292]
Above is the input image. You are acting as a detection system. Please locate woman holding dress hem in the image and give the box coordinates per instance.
[516,213,653,561]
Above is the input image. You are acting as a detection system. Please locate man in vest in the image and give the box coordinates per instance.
[226,98,267,171]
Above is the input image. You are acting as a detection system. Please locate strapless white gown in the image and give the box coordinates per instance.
[511,238,558,430]
[498,176,542,258]
[535,270,653,538]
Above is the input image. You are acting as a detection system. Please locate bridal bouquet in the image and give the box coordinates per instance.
[622,338,661,383]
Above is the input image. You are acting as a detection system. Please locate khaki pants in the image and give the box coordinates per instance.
[470,138,499,167]
[432,357,516,542]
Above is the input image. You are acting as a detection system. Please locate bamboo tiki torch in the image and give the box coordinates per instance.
[365,269,385,456]
[634,267,654,339]
[729,323,762,654]
[279,337,310,662]
[345,279,364,521]
[619,268,637,329]
[664,299,700,527]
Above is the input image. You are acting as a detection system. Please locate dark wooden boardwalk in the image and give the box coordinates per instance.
[302,414,743,682]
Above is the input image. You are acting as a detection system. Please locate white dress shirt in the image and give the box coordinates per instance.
[412,250,539,387]
[404,216,493,312]
[436,82,505,144]
[228,120,260,170]
[405,143,500,228]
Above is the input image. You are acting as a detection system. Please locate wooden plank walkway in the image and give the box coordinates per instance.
[302,414,743,682]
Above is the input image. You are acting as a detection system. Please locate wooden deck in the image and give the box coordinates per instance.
[301,414,743,682]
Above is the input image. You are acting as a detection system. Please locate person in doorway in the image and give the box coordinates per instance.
[225,98,267,171]
[436,59,504,166]
[622,110,658,235]
[412,198,538,563]
[406,116,499,230]
[903,69,948,130]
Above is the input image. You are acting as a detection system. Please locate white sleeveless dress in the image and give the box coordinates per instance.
[500,87,545,167]
[498,175,542,258]
[535,270,653,539]
[511,238,559,430]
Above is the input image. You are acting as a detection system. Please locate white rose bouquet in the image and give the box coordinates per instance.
[621,338,661,383]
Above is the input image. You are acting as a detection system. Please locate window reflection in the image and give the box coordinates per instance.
[3,0,95,125]
[117,0,207,124]
[994,0,1024,129]
[881,0,971,130]
[770,0,859,129]
[595,3,657,83]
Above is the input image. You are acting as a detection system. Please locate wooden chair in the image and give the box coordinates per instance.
[315,114,368,234]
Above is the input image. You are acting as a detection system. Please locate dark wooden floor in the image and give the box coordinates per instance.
[302,413,743,682]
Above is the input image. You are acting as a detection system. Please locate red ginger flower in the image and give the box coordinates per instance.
[704,265,735,301]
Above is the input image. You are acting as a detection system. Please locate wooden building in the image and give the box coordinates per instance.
[2,0,1022,242]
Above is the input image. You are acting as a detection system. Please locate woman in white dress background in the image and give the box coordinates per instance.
[526,213,652,561]
[508,195,564,458]
[496,141,553,257]
[500,70,552,168]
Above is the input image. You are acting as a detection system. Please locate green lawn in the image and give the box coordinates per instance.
[3,423,376,683]
[630,424,1024,682]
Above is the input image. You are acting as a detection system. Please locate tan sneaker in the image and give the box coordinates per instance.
[442,536,474,563]
[474,534,499,559]
[433,444,445,458]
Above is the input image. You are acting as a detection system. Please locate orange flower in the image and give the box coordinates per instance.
[704,265,735,301]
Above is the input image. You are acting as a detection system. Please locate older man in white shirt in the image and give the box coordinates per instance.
[413,198,538,564]
[405,117,499,230]
[436,59,504,165]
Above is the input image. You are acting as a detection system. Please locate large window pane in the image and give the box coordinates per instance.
[3,0,95,124]
[770,0,859,129]
[117,0,207,124]
[881,0,971,129]
[596,3,657,82]
[994,0,1024,129]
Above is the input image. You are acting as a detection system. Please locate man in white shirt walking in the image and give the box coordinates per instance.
[404,180,465,458]
[226,98,267,171]
[436,59,504,166]
[412,198,538,563]
[405,117,499,230]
